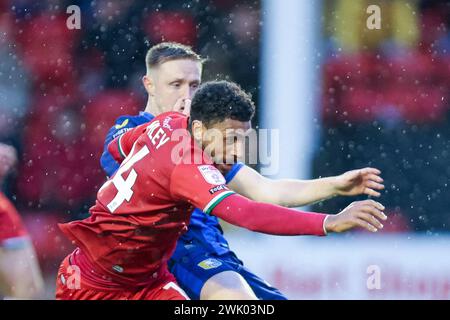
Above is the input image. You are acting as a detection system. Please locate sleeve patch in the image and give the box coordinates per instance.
[198,165,226,185]
[203,191,235,214]
[115,118,129,129]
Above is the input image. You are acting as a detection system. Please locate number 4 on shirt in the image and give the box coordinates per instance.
[100,145,150,213]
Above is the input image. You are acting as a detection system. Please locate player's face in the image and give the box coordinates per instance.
[203,119,252,165]
[147,59,202,113]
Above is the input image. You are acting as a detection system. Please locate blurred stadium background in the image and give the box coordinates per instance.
[1,0,450,299]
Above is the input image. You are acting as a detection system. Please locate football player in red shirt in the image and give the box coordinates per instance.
[100,42,385,300]
[56,81,386,300]
[0,143,44,299]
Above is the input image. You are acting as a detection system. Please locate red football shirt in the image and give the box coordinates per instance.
[0,192,28,247]
[59,112,235,286]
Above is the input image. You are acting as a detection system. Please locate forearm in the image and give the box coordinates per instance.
[211,194,328,236]
[228,166,339,208]
[268,177,338,207]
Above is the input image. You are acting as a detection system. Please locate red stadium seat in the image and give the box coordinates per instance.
[16,14,80,85]
[82,90,141,149]
[323,51,447,124]
[143,11,197,45]
[17,93,93,206]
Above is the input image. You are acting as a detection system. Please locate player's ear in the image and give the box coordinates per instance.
[191,120,205,142]
[142,74,155,96]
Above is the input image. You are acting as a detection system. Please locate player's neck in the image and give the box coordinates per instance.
[144,98,162,116]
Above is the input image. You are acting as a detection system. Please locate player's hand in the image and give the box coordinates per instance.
[172,98,191,116]
[0,143,17,180]
[333,167,384,197]
[324,200,387,233]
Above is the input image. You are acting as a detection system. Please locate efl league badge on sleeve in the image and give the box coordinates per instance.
[198,165,226,185]
[197,258,223,270]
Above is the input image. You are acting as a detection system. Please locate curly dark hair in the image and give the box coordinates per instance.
[190,81,255,126]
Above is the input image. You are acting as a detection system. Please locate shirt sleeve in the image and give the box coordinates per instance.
[211,193,328,236]
[100,116,135,177]
[170,163,235,214]
[214,162,244,183]
[0,193,28,247]
[107,122,149,164]
[224,162,244,183]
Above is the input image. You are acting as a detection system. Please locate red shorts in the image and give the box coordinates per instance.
[55,251,189,300]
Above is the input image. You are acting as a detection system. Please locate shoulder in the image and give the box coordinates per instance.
[146,112,189,142]
[113,113,148,128]
[154,111,187,128]
[109,112,154,140]
[140,112,199,168]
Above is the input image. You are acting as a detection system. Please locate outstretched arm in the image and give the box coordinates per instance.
[106,118,384,208]
[170,160,387,236]
[227,165,384,207]
[211,195,387,235]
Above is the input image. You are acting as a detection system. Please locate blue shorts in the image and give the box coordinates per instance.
[168,243,287,300]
